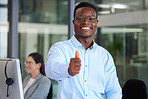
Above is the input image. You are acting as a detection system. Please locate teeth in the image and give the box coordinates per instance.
[81,27,90,29]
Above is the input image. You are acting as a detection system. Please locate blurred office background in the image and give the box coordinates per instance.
[0,0,148,98]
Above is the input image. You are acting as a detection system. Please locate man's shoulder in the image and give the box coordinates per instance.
[95,44,111,55]
[95,44,107,51]
[52,40,71,49]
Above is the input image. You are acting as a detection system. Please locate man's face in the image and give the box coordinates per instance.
[73,7,98,38]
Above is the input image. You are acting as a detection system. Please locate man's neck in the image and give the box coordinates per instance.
[75,35,93,50]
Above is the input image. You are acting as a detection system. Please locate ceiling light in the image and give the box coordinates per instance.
[97,3,128,9]
[112,3,128,9]
[98,11,110,14]
[97,4,110,8]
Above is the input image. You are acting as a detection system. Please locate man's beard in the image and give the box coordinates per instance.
[77,33,94,38]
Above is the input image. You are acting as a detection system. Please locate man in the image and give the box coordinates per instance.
[45,2,122,99]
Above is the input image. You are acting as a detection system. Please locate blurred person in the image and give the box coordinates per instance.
[45,2,122,99]
[23,52,51,99]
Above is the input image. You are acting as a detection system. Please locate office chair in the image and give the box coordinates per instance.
[122,79,147,99]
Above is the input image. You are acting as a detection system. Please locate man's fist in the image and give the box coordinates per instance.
[68,51,81,76]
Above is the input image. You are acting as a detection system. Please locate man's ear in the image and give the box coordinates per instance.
[97,19,99,23]
[73,20,75,24]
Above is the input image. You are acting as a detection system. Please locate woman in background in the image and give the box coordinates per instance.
[23,52,51,99]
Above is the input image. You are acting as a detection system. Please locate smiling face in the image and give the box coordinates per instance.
[25,56,41,74]
[73,7,98,39]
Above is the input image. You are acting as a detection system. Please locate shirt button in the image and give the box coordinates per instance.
[84,80,86,82]
[85,65,87,67]
[86,95,87,97]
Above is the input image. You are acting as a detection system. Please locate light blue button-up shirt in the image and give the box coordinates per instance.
[45,36,122,99]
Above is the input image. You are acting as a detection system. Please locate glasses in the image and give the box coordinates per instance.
[25,61,33,65]
[75,15,97,23]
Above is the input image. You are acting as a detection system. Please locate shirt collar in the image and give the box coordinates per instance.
[71,35,82,48]
[70,35,96,50]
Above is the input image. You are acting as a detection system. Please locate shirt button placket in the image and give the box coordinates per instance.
[84,51,88,98]
[85,94,87,97]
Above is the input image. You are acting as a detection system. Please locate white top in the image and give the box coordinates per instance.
[24,78,35,95]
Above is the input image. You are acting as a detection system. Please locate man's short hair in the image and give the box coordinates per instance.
[74,2,98,18]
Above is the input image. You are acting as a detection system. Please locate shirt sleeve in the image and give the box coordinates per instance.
[45,43,72,82]
[104,53,122,99]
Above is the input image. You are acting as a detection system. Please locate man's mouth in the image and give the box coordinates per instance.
[81,27,90,29]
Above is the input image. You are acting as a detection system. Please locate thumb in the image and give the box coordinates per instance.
[75,50,79,58]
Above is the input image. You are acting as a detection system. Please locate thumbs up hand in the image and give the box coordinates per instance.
[75,50,79,58]
[68,50,81,76]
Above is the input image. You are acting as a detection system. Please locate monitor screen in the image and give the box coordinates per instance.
[0,58,24,99]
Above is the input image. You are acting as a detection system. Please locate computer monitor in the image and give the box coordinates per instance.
[0,58,24,99]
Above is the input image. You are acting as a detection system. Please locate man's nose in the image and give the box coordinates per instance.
[83,17,89,22]
[82,17,89,25]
